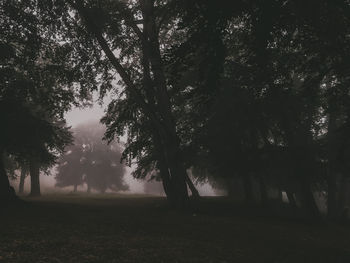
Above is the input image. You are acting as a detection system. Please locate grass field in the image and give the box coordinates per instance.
[1,194,350,263]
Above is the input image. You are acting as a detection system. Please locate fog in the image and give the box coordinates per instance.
[9,95,216,196]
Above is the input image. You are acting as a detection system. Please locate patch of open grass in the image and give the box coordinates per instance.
[1,194,350,262]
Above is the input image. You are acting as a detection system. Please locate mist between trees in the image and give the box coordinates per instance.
[1,0,350,221]
[11,120,215,196]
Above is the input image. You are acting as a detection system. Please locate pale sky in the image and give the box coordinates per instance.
[65,92,109,128]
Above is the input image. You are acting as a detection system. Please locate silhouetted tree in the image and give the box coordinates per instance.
[56,121,128,193]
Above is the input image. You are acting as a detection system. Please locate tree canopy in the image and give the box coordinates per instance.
[55,121,128,193]
[1,0,350,218]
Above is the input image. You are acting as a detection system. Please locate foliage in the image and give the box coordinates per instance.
[55,121,128,193]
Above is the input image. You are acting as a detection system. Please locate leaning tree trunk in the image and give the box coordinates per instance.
[0,150,17,202]
[158,161,172,200]
[185,175,200,198]
[142,0,189,208]
[71,0,189,209]
[19,166,26,194]
[29,159,41,197]
[166,145,190,208]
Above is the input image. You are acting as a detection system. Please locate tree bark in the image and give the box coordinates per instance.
[29,159,41,197]
[243,175,254,204]
[185,174,200,198]
[19,166,26,194]
[166,148,190,208]
[259,175,269,206]
[286,191,297,208]
[300,177,320,218]
[0,150,17,202]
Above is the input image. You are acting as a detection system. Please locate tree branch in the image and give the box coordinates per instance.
[66,0,161,129]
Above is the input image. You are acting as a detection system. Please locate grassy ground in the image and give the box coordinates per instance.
[1,194,350,263]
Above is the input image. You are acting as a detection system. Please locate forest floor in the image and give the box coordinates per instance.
[1,194,350,263]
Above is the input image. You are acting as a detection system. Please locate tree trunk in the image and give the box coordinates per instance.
[19,167,26,194]
[29,159,41,197]
[327,168,338,219]
[167,152,190,208]
[71,0,189,209]
[142,0,189,208]
[243,175,254,204]
[259,175,269,206]
[153,128,189,208]
[300,177,320,218]
[338,174,348,215]
[0,150,17,202]
[185,175,200,198]
[73,184,78,193]
[327,104,339,219]
[159,164,172,198]
[286,191,297,208]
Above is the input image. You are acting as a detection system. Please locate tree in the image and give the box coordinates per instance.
[56,121,129,193]
[0,0,91,200]
[29,0,205,207]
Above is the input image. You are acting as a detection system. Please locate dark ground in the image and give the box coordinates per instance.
[1,194,350,263]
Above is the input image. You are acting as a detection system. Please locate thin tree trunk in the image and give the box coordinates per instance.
[19,167,26,194]
[286,191,297,208]
[185,175,200,198]
[73,184,78,193]
[87,184,91,193]
[0,150,17,201]
[29,159,40,197]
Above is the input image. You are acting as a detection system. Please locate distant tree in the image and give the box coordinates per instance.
[55,121,128,193]
[55,144,84,192]
[18,163,29,195]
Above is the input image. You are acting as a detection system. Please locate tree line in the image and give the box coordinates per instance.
[1,0,350,218]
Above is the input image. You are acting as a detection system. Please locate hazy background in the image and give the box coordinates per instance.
[11,93,215,196]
